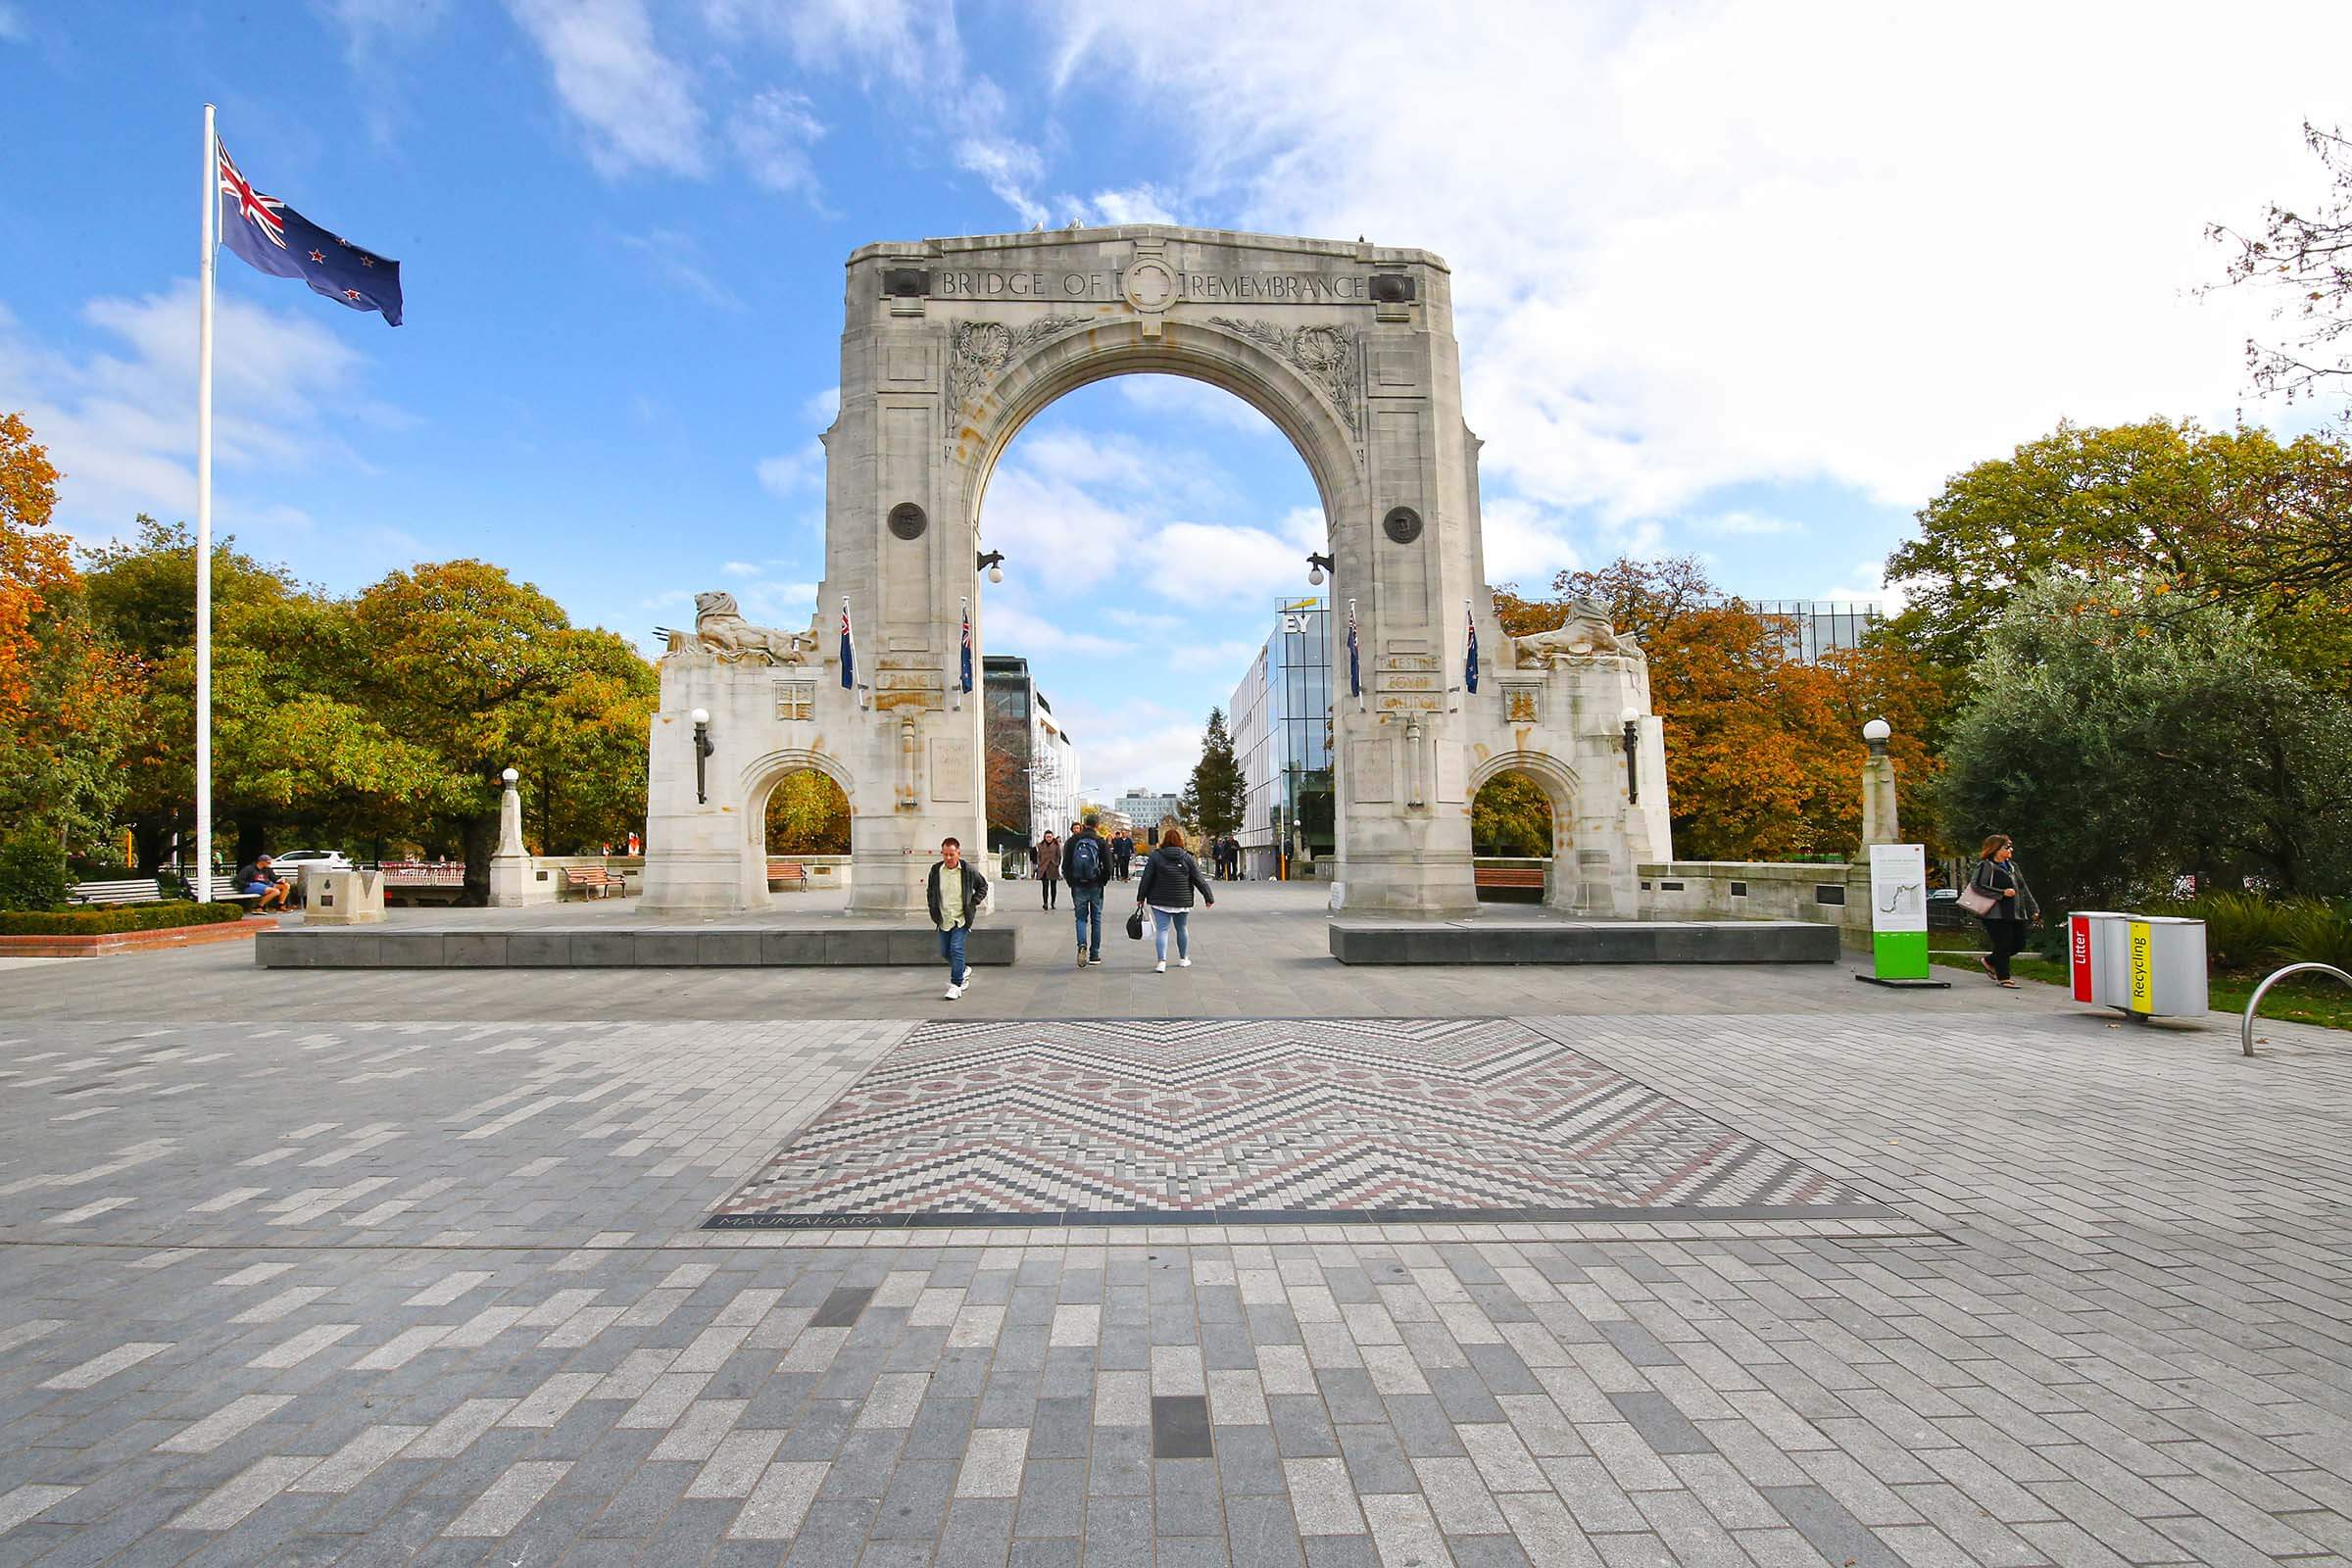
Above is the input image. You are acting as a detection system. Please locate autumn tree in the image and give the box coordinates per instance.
[0,414,140,881]
[1496,556,1946,860]
[1470,773,1552,857]
[764,770,851,855]
[1884,419,2352,673]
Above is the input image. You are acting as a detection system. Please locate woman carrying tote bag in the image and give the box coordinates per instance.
[1964,833,2038,988]
[1134,827,1215,974]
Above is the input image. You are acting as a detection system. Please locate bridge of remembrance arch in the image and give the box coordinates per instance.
[642,225,1672,920]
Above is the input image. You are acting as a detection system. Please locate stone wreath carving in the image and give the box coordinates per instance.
[947,317,1092,411]
[1205,318,1361,436]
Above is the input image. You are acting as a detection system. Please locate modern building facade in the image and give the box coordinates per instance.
[1740,600,1884,662]
[1116,789,1181,840]
[1228,600,1336,880]
[981,654,1080,864]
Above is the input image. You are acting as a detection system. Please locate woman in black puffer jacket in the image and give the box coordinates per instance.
[1135,827,1215,974]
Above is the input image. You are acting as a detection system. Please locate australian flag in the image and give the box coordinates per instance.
[1346,600,1361,700]
[1464,602,1480,694]
[839,599,857,689]
[218,139,403,325]
[959,603,974,694]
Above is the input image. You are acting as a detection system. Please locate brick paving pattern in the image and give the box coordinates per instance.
[0,998,2348,1564]
[711,1017,1887,1226]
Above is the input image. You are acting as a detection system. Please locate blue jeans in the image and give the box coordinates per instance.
[1071,885,1103,956]
[939,924,966,985]
[1152,908,1189,961]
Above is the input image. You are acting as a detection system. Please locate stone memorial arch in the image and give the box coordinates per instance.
[642,225,1672,919]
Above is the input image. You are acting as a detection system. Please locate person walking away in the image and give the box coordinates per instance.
[1063,814,1113,966]
[1969,833,2037,989]
[925,837,989,1001]
[1136,826,1215,974]
[1036,831,1061,910]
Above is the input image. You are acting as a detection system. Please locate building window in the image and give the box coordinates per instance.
[774,681,815,722]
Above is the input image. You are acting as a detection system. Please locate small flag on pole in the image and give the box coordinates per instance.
[1346,599,1361,701]
[959,600,974,694]
[838,598,857,689]
[1463,600,1480,694]
[216,138,403,324]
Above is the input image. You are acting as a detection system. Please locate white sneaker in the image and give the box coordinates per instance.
[944,983,962,1001]
[1178,957,1192,967]
[1154,960,1166,973]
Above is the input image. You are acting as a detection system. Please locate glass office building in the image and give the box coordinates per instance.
[1741,601,1883,662]
[1228,600,1336,879]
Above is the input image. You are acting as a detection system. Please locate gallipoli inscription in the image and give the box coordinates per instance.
[928,270,1373,304]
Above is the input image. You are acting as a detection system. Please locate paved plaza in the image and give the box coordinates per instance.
[3,886,2351,1565]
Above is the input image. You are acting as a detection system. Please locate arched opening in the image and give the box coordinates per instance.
[742,750,856,905]
[1471,770,1555,904]
[966,368,1340,899]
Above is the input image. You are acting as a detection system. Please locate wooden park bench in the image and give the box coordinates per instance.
[563,865,626,899]
[1472,865,1546,893]
[69,878,165,906]
[766,858,810,891]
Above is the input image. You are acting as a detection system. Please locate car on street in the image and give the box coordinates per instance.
[270,849,355,876]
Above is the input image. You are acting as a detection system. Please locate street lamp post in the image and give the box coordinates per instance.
[1619,708,1642,805]
[690,708,714,805]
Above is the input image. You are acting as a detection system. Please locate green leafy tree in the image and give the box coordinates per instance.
[1938,575,2352,910]
[1885,419,2352,672]
[1184,708,1245,839]
[765,770,851,855]
[350,561,656,903]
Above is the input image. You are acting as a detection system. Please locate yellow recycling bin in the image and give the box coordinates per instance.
[2068,910,2206,1020]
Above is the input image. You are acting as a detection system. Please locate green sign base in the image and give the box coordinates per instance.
[1856,929,1948,988]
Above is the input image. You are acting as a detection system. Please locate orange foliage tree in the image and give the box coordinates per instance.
[0,413,141,858]
[1497,557,1946,861]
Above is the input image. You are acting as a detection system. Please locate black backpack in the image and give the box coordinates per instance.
[1066,835,1102,884]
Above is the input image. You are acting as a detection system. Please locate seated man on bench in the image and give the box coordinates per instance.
[233,854,293,911]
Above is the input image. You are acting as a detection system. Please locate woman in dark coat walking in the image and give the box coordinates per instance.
[1035,833,1061,909]
[1970,833,2038,988]
[1135,827,1215,974]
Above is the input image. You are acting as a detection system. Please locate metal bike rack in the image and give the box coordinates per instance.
[2241,962,2352,1056]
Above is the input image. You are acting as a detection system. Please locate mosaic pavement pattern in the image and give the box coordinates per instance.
[710,1018,1894,1227]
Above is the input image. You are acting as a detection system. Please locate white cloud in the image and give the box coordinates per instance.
[805,385,841,423]
[1697,511,1802,537]
[615,228,743,310]
[1474,496,1585,588]
[721,560,760,577]
[1051,1,2352,532]
[0,4,24,41]
[732,87,824,196]
[0,281,393,547]
[956,135,1049,229]
[506,0,709,177]
[756,445,822,498]
[1813,562,1907,614]
[981,601,1131,658]
[1073,184,1181,226]
[1050,695,1204,799]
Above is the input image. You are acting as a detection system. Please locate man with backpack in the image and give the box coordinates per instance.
[1063,813,1113,967]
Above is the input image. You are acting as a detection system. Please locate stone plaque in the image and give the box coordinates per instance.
[1503,685,1539,724]
[1349,739,1394,803]
[931,738,971,802]
[774,681,816,722]
[885,344,929,383]
[888,503,928,540]
[1436,744,1466,805]
[1383,506,1424,544]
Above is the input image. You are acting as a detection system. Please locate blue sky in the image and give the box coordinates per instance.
[3,1,2343,795]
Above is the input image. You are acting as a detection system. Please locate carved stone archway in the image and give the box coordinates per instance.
[641,226,1672,918]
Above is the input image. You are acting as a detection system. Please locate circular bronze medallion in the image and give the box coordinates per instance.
[888,503,928,541]
[1382,506,1424,544]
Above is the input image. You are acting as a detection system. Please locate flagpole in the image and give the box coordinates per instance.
[195,103,217,903]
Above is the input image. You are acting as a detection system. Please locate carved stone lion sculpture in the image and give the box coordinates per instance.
[662,591,808,663]
[1509,596,1639,665]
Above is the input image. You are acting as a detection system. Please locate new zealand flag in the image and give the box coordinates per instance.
[218,140,403,325]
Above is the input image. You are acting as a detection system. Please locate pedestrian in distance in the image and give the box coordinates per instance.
[1136,826,1215,974]
[1035,831,1061,910]
[1063,813,1114,966]
[1968,833,2038,989]
[925,836,989,1002]
[1110,829,1134,882]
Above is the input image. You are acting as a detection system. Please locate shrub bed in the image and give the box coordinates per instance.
[0,902,251,937]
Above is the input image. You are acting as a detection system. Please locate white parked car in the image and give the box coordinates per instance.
[270,850,355,877]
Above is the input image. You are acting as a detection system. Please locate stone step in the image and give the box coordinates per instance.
[1328,918,1838,965]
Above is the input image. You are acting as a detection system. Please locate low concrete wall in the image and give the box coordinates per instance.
[1637,860,1874,951]
[258,922,1016,969]
[1329,918,1838,965]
